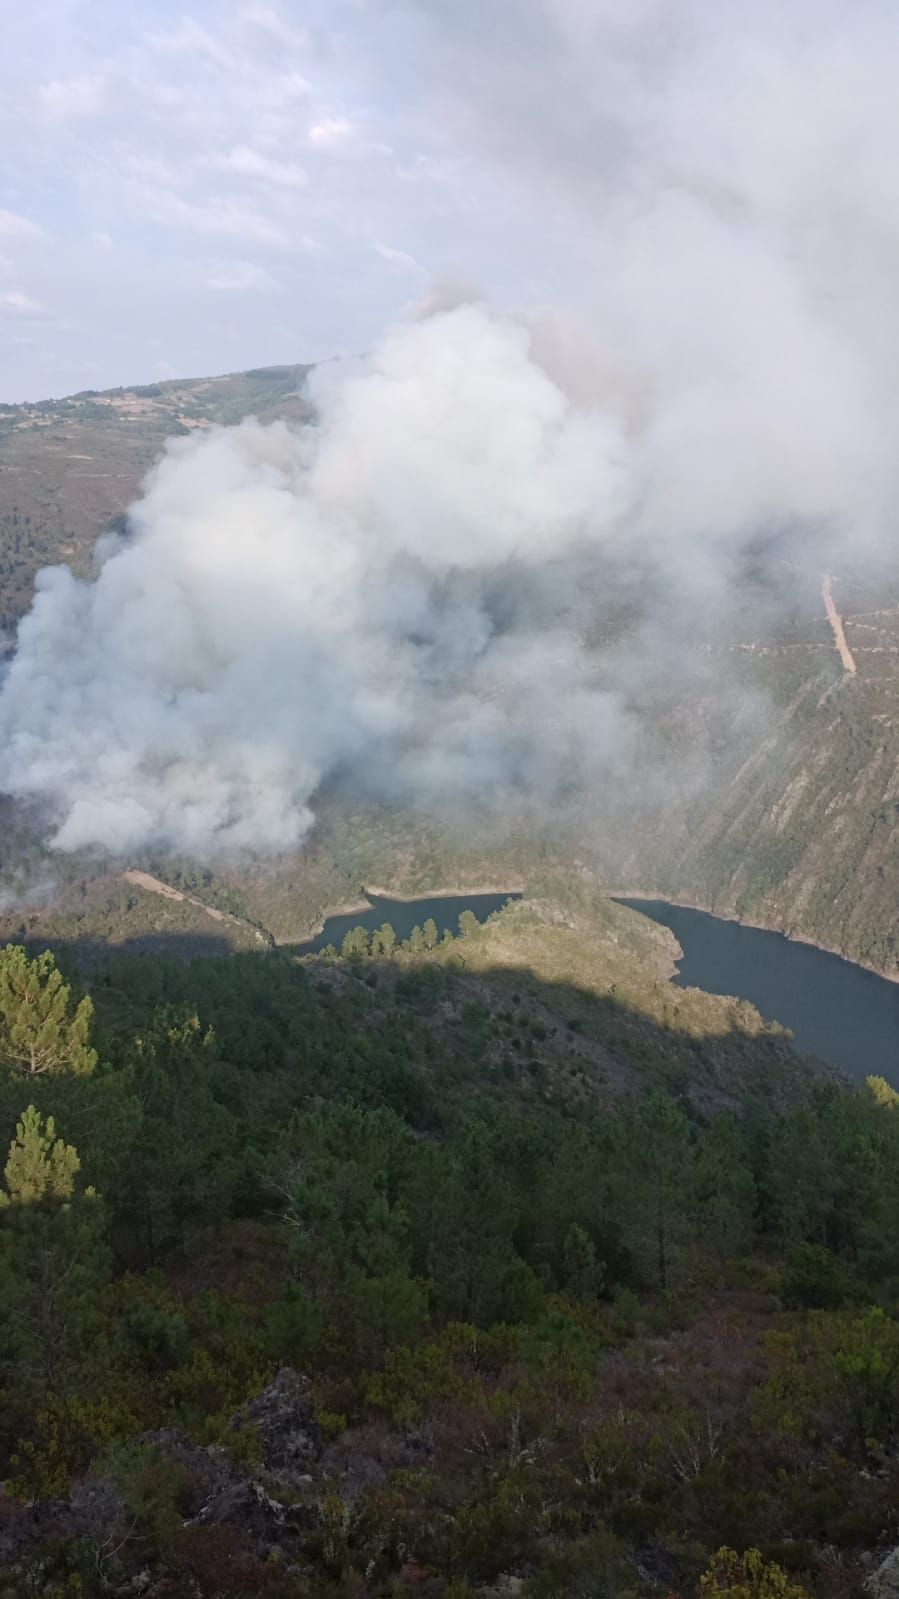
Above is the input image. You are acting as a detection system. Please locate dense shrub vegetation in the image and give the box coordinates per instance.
[0,929,897,1597]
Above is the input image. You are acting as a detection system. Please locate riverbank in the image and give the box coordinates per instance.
[291,877,899,991]
[288,883,524,950]
[362,881,525,903]
[280,898,373,946]
[609,887,899,989]
[611,892,899,1084]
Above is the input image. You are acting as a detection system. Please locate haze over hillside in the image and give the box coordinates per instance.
[0,344,896,979]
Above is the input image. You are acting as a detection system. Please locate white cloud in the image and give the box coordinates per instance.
[207,260,277,291]
[147,16,235,69]
[9,0,899,464]
[0,3,484,393]
[39,75,105,119]
[308,116,355,150]
[217,144,307,189]
[0,290,42,315]
[374,241,419,271]
[241,5,306,48]
[276,71,312,101]
[0,209,44,241]
[140,190,289,247]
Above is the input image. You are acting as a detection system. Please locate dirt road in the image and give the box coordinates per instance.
[122,870,268,943]
[822,574,857,675]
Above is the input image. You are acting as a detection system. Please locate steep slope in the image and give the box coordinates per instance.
[0,365,310,636]
[630,579,899,975]
[0,908,891,1599]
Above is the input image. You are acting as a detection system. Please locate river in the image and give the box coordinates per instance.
[295,889,519,955]
[617,898,899,1087]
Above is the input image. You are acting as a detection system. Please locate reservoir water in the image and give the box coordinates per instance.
[296,889,519,955]
[617,898,899,1087]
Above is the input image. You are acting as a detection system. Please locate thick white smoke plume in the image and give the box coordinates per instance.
[0,307,637,854]
[4,1,899,857]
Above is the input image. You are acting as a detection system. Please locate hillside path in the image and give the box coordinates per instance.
[822,573,857,675]
[122,870,268,943]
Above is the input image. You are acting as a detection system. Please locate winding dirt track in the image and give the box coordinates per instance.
[821,573,857,675]
[122,870,268,943]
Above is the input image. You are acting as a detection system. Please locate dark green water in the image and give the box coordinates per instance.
[295,890,519,955]
[617,898,899,1086]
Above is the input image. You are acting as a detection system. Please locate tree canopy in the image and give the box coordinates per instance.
[0,944,97,1078]
[0,1104,80,1207]
[0,936,896,1595]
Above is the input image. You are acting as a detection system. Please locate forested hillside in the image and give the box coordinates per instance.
[1,895,898,1597]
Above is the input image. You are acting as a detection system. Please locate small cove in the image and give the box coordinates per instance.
[617,897,899,1087]
[294,889,520,955]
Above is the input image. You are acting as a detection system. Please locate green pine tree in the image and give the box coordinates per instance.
[693,1112,756,1263]
[0,1108,108,1402]
[370,923,398,958]
[0,945,97,1079]
[0,1105,80,1207]
[281,1103,425,1361]
[120,1007,237,1264]
[867,1074,899,1110]
[562,1221,603,1300]
[700,1547,810,1598]
[420,1121,521,1325]
[618,1092,693,1290]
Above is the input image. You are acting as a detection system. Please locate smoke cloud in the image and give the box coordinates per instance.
[2,2,899,858]
[0,307,639,855]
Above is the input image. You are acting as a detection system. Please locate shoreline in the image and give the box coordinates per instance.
[609,888,899,989]
[284,897,373,947]
[284,876,899,992]
[363,882,524,903]
[286,882,523,948]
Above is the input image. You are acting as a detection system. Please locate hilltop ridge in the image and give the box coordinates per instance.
[0,363,311,636]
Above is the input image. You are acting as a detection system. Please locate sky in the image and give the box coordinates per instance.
[0,0,585,401]
[6,0,899,411]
